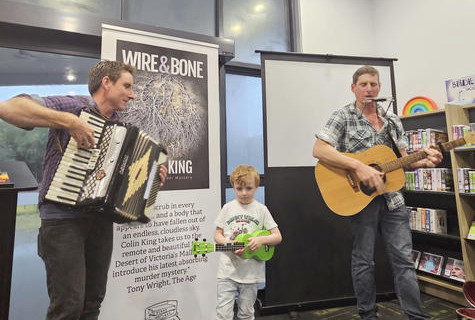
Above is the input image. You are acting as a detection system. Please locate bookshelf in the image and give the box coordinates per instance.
[445,103,475,283]
[400,106,474,306]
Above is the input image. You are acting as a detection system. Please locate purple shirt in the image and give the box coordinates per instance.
[23,94,119,219]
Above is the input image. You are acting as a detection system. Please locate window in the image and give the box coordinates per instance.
[125,0,215,36]
[5,0,121,19]
[0,48,97,181]
[223,0,290,63]
[225,73,264,175]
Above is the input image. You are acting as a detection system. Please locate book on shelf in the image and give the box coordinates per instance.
[412,250,421,269]
[468,221,475,240]
[432,209,447,234]
[457,168,475,193]
[409,207,447,234]
[404,128,448,152]
[405,168,453,192]
[452,123,474,147]
[418,252,444,275]
[404,172,415,190]
[468,169,475,193]
[407,206,414,229]
[443,257,465,283]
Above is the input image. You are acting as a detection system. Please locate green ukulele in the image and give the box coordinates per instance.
[191,229,274,261]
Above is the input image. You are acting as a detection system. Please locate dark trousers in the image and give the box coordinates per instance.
[38,218,113,320]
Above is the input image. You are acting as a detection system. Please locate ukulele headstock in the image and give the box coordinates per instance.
[192,238,214,257]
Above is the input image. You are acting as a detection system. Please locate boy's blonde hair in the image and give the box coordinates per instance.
[230,165,260,188]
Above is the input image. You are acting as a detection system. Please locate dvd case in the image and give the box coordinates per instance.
[443,257,465,282]
[418,252,444,275]
[412,250,421,269]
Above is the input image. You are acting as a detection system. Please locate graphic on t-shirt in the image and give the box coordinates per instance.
[231,226,248,241]
[228,216,258,241]
[227,213,261,241]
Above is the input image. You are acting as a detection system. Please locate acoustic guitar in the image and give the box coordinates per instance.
[315,132,474,216]
[191,229,274,261]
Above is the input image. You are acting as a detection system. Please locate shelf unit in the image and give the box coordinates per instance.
[400,106,474,306]
[445,103,475,283]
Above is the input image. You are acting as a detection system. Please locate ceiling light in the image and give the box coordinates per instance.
[230,24,242,34]
[66,73,76,82]
[254,4,265,12]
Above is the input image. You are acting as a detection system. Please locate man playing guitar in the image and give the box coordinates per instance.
[312,66,441,320]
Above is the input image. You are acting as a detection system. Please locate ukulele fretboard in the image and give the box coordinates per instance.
[215,243,245,252]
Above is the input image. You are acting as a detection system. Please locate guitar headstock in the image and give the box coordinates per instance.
[192,239,215,257]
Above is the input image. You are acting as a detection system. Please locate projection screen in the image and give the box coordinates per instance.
[261,52,397,168]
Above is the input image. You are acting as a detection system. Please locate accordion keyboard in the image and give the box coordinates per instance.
[45,112,106,205]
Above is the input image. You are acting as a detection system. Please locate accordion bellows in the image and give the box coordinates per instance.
[45,110,167,223]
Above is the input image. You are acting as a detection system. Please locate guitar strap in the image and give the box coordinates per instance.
[376,100,403,158]
[386,118,403,158]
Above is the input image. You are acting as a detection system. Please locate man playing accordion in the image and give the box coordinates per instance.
[0,60,167,320]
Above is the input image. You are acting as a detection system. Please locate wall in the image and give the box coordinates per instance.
[300,0,475,114]
[300,0,373,56]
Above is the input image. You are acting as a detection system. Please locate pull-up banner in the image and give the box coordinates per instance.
[100,24,220,320]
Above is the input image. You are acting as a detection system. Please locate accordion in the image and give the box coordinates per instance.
[45,110,167,223]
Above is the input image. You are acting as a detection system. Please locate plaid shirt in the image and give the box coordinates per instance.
[21,94,119,218]
[316,101,408,211]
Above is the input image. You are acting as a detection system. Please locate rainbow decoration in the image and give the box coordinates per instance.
[402,96,438,115]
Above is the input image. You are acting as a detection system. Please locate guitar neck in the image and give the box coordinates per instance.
[381,136,468,173]
[215,242,245,252]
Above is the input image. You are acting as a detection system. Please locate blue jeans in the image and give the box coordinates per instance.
[350,196,431,320]
[37,218,113,320]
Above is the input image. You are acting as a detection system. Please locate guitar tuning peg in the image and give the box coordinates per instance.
[202,254,206,257]
[203,238,206,242]
[194,254,197,258]
[194,238,198,241]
